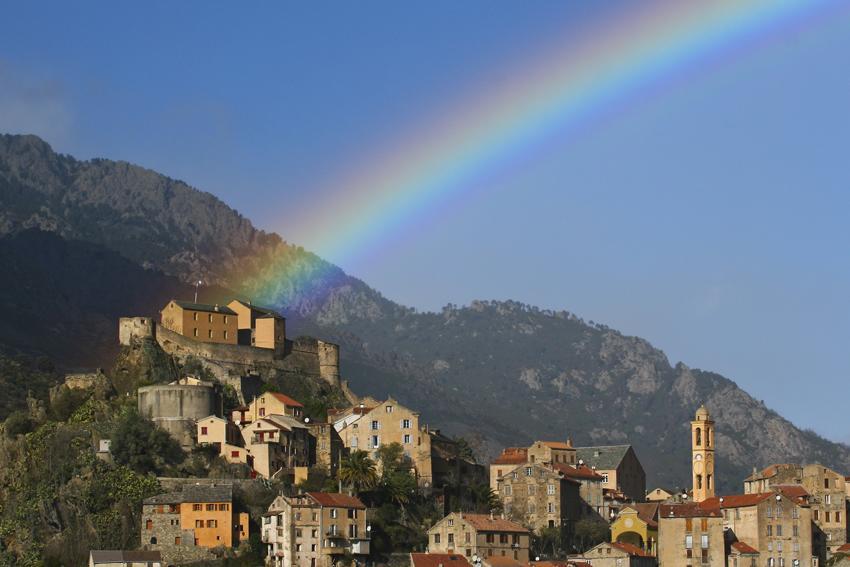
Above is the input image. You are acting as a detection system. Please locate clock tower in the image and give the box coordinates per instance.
[691,405,715,503]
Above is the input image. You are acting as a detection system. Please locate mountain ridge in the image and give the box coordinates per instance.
[1,132,847,493]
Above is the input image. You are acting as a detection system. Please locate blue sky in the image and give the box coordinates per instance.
[2,2,850,442]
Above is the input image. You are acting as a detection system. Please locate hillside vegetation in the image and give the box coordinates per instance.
[1,133,848,493]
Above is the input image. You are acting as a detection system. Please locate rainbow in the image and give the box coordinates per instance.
[245,0,841,309]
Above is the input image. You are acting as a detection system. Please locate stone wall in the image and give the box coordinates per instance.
[138,383,222,447]
[119,317,155,346]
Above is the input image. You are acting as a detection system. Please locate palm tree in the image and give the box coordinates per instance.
[470,483,502,514]
[339,450,378,495]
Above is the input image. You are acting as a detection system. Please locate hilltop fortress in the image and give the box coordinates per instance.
[119,299,348,404]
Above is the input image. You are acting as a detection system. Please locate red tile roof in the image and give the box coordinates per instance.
[773,484,809,502]
[540,441,573,450]
[553,463,603,481]
[611,542,651,557]
[836,543,850,554]
[411,554,471,567]
[700,493,773,509]
[627,503,660,528]
[307,492,365,509]
[731,541,759,555]
[269,392,304,407]
[492,448,528,465]
[461,513,529,533]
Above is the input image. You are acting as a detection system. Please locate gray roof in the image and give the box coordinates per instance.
[230,299,284,319]
[172,300,237,315]
[90,550,162,563]
[144,483,233,505]
[576,445,633,471]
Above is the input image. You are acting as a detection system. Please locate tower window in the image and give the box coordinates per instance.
[695,427,702,446]
[696,474,703,489]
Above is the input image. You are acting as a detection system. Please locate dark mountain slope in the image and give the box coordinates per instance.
[1,133,847,492]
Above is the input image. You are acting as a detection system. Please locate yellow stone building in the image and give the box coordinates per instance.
[610,503,659,555]
[227,299,286,349]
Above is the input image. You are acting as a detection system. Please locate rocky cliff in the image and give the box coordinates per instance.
[2,133,847,492]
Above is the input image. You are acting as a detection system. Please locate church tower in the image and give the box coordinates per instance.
[691,405,715,503]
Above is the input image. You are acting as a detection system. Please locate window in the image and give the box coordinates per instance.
[150,537,157,544]
[525,467,533,476]
[402,419,411,429]
[837,512,842,523]
[792,507,799,519]
[330,508,338,519]
[231,450,240,458]
[193,312,198,321]
[208,329,213,339]
[208,314,213,323]
[701,535,708,549]
[793,524,799,537]
[371,420,380,430]
[259,408,265,416]
[602,473,609,484]
[696,474,703,490]
[825,478,830,489]
[371,435,380,448]
[434,534,441,544]
[195,519,203,528]
[296,528,302,537]
[193,504,202,511]
[348,508,357,519]
[504,486,512,496]
[404,434,411,444]
[206,520,217,528]
[512,472,518,480]
[685,535,693,549]
[224,330,228,340]
[175,536,181,545]
[206,504,216,511]
[776,525,782,537]
[695,427,702,446]
[548,503,555,513]
[814,510,820,521]
[448,533,454,544]
[500,534,509,544]
[349,524,358,538]
[200,426,208,435]
[351,436,358,448]
[825,494,832,505]
[547,484,556,495]
[146,519,153,530]
[486,534,495,543]
[193,328,198,337]
[767,525,773,536]
[826,511,831,523]
[528,503,536,514]
[386,405,393,413]
[685,519,693,532]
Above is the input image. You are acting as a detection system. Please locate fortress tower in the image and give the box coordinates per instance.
[691,405,715,503]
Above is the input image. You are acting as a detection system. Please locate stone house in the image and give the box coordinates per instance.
[241,414,310,479]
[701,489,815,567]
[490,448,530,492]
[554,463,605,519]
[527,440,578,468]
[160,300,238,345]
[307,421,344,477]
[611,503,659,556]
[497,462,582,538]
[88,550,163,567]
[233,391,304,425]
[645,488,674,502]
[657,503,725,567]
[427,512,531,563]
[744,462,847,558]
[140,484,249,564]
[262,492,369,567]
[138,378,222,448]
[227,299,286,349]
[572,541,656,567]
[331,398,484,489]
[575,445,646,503]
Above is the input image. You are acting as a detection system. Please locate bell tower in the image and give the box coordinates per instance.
[691,405,715,503]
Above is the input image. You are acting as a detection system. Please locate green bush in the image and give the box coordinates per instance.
[3,409,34,437]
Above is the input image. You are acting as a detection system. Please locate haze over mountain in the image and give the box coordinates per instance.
[1,132,847,493]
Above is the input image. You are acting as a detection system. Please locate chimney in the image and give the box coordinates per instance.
[214,304,220,311]
[489,511,494,520]
[566,437,573,447]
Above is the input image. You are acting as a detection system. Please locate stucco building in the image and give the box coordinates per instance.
[331,397,484,489]
[160,300,238,345]
[611,503,659,555]
[427,513,531,563]
[140,484,249,564]
[657,503,725,567]
[240,414,311,479]
[227,299,286,350]
[233,391,304,425]
[138,377,222,448]
[262,492,369,567]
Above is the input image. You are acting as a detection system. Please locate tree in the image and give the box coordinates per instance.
[470,483,502,514]
[573,518,610,552]
[111,409,184,475]
[376,442,406,478]
[3,410,34,437]
[339,450,378,495]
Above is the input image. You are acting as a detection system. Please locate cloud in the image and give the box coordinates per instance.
[0,61,72,144]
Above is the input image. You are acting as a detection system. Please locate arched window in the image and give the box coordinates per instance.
[706,428,711,447]
[696,474,703,489]
[707,474,712,490]
[150,536,157,544]
[695,428,702,446]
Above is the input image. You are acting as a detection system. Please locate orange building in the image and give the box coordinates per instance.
[232,391,304,425]
[141,484,249,563]
[227,299,286,349]
[160,300,238,345]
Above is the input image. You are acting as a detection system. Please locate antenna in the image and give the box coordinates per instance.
[194,280,202,303]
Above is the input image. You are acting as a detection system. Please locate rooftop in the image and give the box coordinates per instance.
[229,299,285,319]
[553,463,603,481]
[171,300,237,315]
[307,492,366,509]
[144,483,233,505]
[459,513,529,534]
[575,445,632,471]
[267,392,304,407]
[611,542,652,557]
[411,554,471,567]
[731,541,759,555]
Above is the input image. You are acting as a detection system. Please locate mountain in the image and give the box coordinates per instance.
[1,133,848,492]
